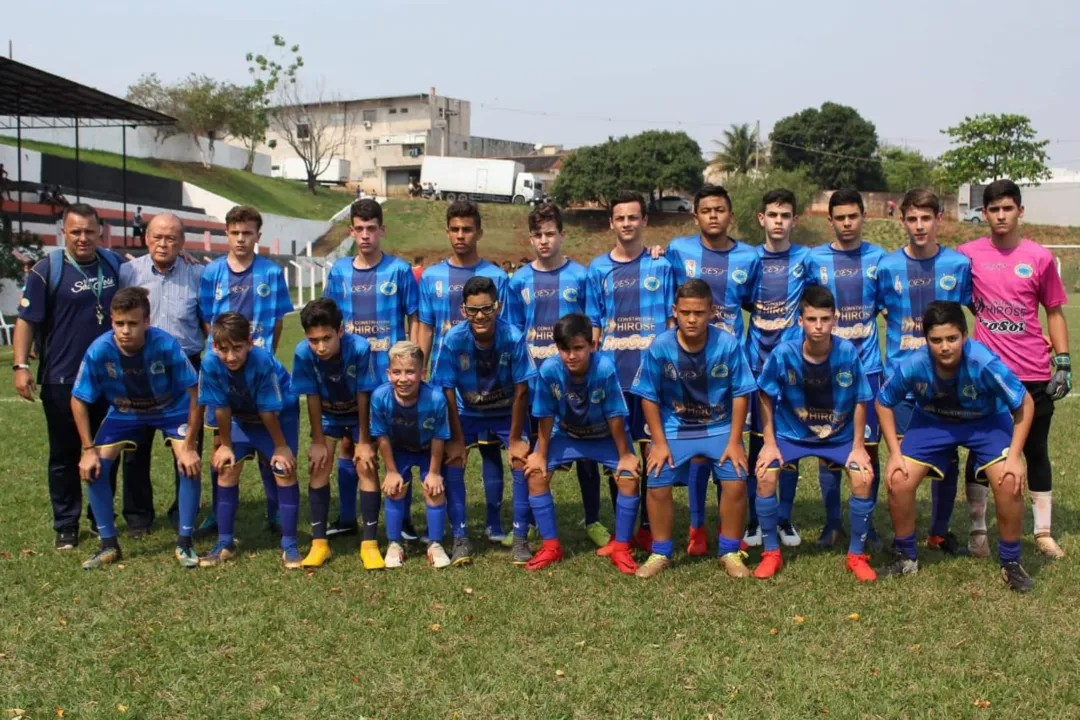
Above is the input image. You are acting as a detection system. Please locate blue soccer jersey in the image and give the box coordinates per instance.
[878,338,1026,421]
[199,345,298,424]
[505,259,588,362]
[757,337,873,443]
[746,244,811,373]
[876,247,973,366]
[369,381,451,453]
[533,354,629,439]
[323,254,419,377]
[586,250,675,390]
[630,326,756,440]
[805,242,887,374]
[199,256,292,349]
[431,319,537,418]
[72,327,197,421]
[666,235,761,338]
[291,333,377,417]
[418,259,509,355]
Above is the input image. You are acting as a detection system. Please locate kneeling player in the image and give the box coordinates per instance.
[631,279,756,578]
[755,286,877,581]
[198,313,303,569]
[72,288,203,569]
[525,313,641,573]
[291,298,378,569]
[876,301,1035,591]
[372,342,453,568]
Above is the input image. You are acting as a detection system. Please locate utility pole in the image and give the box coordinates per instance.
[754,120,760,175]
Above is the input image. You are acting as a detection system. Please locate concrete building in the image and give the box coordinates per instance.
[958,169,1080,227]
[263,88,537,197]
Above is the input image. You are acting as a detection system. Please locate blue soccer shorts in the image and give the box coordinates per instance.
[94,408,191,451]
[901,409,1012,480]
[547,435,625,474]
[647,432,746,489]
[319,414,360,443]
[232,405,301,478]
[460,414,527,449]
[623,390,650,442]
[392,448,436,482]
[763,436,856,473]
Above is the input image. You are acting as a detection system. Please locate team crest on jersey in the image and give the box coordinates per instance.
[663,362,678,381]
[380,281,398,296]
[458,354,471,371]
[105,362,118,379]
[422,417,436,430]
[1014,264,1034,278]
[643,276,661,292]
[550,382,562,401]
[894,277,904,294]
[835,371,853,388]
[563,287,578,303]
[787,370,797,385]
[435,281,444,298]
[684,260,698,278]
[710,363,729,378]
[731,269,748,285]
[791,263,805,279]
[499,352,511,366]
[590,389,605,404]
[865,265,879,280]
[939,274,957,291]
[962,384,978,400]
[605,319,617,334]
[819,267,829,284]
[150,361,166,375]
[256,283,272,298]
[214,285,225,301]
[521,288,531,305]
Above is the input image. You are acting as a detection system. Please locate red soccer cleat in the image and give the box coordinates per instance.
[754,549,784,579]
[596,538,617,557]
[608,542,638,574]
[846,552,877,582]
[687,526,708,556]
[526,539,564,571]
[633,527,653,553]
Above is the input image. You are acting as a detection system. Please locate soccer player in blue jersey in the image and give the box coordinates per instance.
[744,188,811,550]
[198,205,293,537]
[525,314,641,572]
[754,286,877,581]
[417,200,513,545]
[372,342,453,569]
[431,276,537,565]
[506,203,608,549]
[804,189,886,549]
[630,279,756,578]
[291,298,379,569]
[72,288,203,569]
[876,301,1035,592]
[322,199,420,540]
[876,189,973,555]
[198,313,303,569]
[586,189,675,552]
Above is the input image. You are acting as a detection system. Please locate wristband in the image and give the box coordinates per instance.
[1052,353,1071,369]
[12,364,30,372]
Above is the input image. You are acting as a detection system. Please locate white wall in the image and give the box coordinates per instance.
[0,144,42,183]
[182,182,330,250]
[0,278,24,320]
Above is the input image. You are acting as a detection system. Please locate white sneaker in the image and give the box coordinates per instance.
[779,522,802,547]
[384,542,405,569]
[1035,533,1065,560]
[427,542,451,569]
[743,523,762,547]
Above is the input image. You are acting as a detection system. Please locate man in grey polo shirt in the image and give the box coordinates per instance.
[120,213,206,533]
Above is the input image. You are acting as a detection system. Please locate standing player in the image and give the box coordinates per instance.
[416,200,512,544]
[876,189,972,554]
[323,199,419,540]
[743,189,810,549]
[198,205,292,536]
[291,298,379,569]
[630,279,756,578]
[804,189,886,548]
[505,202,608,548]
[960,180,1069,559]
[71,288,203,569]
[525,314,642,573]
[586,190,675,552]
[198,313,303,569]
[431,277,537,565]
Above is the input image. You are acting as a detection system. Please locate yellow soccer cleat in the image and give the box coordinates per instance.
[720,550,752,578]
[360,539,385,570]
[301,539,332,568]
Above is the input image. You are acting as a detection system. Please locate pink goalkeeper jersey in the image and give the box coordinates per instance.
[959,237,1067,382]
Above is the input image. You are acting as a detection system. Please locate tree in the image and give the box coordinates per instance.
[880,145,939,193]
[126,74,240,168]
[269,77,353,194]
[725,168,818,245]
[770,102,886,190]
[937,113,1051,188]
[550,140,623,206]
[710,123,760,175]
[243,35,304,172]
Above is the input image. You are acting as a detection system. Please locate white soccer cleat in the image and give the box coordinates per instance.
[384,542,405,569]
[743,523,763,548]
[779,522,802,547]
[427,542,451,569]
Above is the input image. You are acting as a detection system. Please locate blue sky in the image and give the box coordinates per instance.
[7,0,1080,164]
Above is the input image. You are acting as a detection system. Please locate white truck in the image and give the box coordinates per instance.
[420,156,541,205]
[271,157,351,185]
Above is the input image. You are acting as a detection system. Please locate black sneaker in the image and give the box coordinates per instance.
[876,552,919,579]
[927,531,967,556]
[55,528,79,550]
[1000,561,1034,593]
[325,519,359,538]
[128,526,151,540]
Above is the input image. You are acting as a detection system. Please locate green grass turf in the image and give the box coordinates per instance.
[1,311,1080,718]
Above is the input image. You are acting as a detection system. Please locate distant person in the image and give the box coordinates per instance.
[887,199,897,217]
[412,255,424,284]
[502,260,515,275]
[132,207,145,248]
[0,163,12,201]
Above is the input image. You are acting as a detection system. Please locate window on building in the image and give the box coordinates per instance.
[462,141,468,150]
[296,122,310,140]
[365,139,378,151]
[362,170,376,179]
[389,108,397,115]
[362,110,376,123]
[402,144,424,158]
[400,107,409,114]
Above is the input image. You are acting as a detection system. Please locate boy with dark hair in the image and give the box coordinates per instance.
[72,288,203,569]
[631,279,756,578]
[198,312,303,569]
[754,286,877,581]
[525,313,641,572]
[876,301,1036,591]
[431,276,537,565]
[959,179,1069,559]
[292,298,379,569]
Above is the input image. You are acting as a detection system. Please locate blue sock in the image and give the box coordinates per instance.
[217,484,239,546]
[445,466,467,538]
[177,469,200,539]
[529,491,558,540]
[998,539,1021,566]
[210,466,219,518]
[479,442,504,532]
[278,483,300,549]
[576,461,601,526]
[385,493,407,542]
[778,468,798,524]
[614,492,639,544]
[894,532,918,561]
[718,535,742,557]
[336,458,358,524]
[309,485,330,539]
[87,458,117,540]
[652,538,674,558]
[848,496,875,555]
[511,468,530,537]
[687,461,710,530]
[930,458,959,537]
[426,503,446,544]
[757,493,780,551]
[819,464,843,527]
[259,461,279,518]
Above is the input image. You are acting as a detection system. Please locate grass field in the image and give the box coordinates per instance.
[2,304,1080,719]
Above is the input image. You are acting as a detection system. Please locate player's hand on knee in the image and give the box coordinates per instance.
[646,442,673,478]
[615,453,640,481]
[1000,458,1026,496]
[422,472,444,498]
[756,443,783,478]
[79,447,101,482]
[353,441,376,475]
[525,452,546,481]
[212,445,236,472]
[885,455,908,490]
[382,472,405,499]
[721,441,749,479]
[509,438,531,467]
[177,447,202,479]
[271,446,296,477]
[444,438,466,467]
[308,440,330,474]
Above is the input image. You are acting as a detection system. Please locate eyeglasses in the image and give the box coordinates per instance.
[463,304,496,317]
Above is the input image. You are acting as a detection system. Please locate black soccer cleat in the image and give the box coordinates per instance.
[1000,561,1034,593]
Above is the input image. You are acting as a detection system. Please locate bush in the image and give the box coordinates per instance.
[724,169,818,245]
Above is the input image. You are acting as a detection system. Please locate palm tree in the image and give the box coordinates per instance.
[711,123,760,175]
